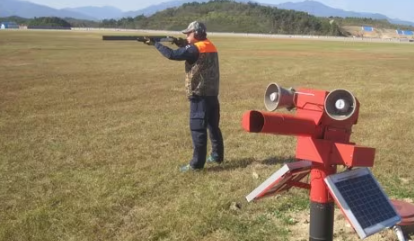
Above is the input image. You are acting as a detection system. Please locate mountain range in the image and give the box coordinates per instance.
[1,0,413,27]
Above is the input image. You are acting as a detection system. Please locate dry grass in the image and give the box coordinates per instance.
[1,30,414,241]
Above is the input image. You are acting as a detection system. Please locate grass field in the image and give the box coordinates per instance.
[1,30,414,241]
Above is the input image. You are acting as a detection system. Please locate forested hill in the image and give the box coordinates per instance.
[100,0,344,36]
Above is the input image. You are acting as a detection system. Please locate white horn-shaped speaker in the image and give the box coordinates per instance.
[324,89,357,121]
[264,83,295,111]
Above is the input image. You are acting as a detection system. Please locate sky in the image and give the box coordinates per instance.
[23,0,414,22]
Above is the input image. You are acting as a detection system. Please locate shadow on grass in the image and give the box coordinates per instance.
[207,156,297,172]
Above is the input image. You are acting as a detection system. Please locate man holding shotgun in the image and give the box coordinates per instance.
[143,21,224,172]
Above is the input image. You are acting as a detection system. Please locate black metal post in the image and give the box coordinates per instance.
[309,201,335,241]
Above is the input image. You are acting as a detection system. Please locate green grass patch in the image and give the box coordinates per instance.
[1,30,414,241]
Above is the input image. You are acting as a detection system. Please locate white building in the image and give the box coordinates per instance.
[0,22,19,29]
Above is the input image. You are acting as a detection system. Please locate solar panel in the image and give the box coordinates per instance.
[325,168,401,239]
[396,30,404,35]
[246,160,311,202]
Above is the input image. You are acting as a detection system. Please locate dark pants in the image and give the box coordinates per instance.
[189,95,224,169]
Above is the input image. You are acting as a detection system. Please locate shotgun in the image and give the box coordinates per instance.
[102,35,188,47]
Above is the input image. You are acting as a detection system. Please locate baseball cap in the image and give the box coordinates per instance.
[182,21,206,34]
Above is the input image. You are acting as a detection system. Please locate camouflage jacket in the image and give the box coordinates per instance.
[185,39,220,97]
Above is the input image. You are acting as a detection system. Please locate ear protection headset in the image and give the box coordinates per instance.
[194,22,207,40]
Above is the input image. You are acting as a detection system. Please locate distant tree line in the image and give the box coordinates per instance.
[27,17,72,28]
[1,0,413,34]
[0,16,100,28]
[65,18,100,28]
[0,16,28,25]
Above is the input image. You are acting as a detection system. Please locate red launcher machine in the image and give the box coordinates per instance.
[242,83,377,241]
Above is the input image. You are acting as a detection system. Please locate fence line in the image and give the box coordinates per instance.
[70,27,414,44]
[5,27,412,44]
